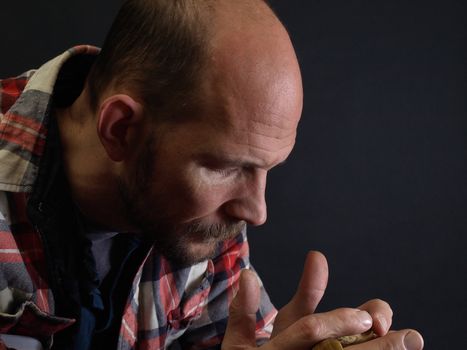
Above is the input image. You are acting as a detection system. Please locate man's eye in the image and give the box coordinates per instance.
[212,167,238,177]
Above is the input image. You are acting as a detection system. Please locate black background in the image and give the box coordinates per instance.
[2,1,466,348]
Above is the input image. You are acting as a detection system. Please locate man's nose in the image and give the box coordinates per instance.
[223,171,268,226]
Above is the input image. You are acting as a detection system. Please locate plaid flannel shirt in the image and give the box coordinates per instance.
[0,46,277,349]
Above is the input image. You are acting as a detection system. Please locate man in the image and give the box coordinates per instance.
[0,0,424,349]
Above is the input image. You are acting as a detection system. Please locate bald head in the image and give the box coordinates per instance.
[192,0,303,166]
[87,0,301,126]
[208,0,303,119]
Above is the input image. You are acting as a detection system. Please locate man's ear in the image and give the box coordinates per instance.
[97,94,144,162]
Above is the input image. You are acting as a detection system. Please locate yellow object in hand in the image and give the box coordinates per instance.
[312,330,377,350]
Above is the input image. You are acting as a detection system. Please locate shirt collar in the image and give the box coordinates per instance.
[0,45,100,193]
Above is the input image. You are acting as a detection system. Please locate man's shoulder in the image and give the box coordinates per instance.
[0,45,101,193]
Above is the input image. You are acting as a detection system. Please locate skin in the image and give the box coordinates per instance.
[225,252,425,350]
[57,0,302,266]
[56,0,424,349]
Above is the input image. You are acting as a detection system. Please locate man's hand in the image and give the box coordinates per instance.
[222,251,424,350]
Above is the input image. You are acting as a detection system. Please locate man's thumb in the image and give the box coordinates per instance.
[223,269,260,348]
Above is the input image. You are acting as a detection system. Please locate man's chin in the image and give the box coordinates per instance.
[145,222,245,266]
[157,240,220,267]
[181,240,220,265]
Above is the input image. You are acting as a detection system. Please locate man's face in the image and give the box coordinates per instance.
[118,22,303,266]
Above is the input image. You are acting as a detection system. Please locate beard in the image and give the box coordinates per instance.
[116,136,246,266]
[137,217,246,267]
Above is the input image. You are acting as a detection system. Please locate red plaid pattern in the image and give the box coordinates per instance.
[0,46,277,349]
[0,76,29,113]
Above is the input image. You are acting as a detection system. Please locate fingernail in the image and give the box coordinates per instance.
[356,310,372,327]
[404,331,423,350]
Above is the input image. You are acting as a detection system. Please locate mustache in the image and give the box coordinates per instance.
[182,219,247,241]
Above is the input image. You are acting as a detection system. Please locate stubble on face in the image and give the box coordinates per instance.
[116,133,246,266]
[113,0,303,267]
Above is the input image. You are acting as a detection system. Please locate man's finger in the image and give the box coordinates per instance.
[270,308,373,349]
[293,251,329,312]
[346,329,424,350]
[223,269,260,348]
[272,251,328,337]
[357,299,393,336]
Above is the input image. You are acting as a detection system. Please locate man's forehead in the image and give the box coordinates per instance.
[200,18,303,131]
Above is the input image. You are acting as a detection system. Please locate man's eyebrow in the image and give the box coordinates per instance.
[197,153,258,168]
[196,153,287,170]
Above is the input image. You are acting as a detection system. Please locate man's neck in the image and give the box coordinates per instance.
[54,90,130,232]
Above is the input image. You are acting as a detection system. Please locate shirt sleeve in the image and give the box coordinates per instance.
[176,230,277,349]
